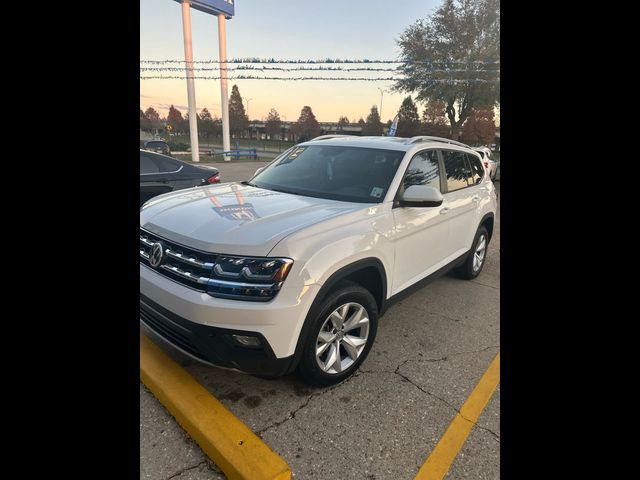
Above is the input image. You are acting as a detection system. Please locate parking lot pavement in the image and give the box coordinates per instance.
[140,177,500,479]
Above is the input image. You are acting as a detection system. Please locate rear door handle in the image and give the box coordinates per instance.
[472,196,480,202]
[439,207,449,215]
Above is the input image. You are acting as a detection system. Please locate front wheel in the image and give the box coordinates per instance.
[297,282,378,386]
[455,226,489,280]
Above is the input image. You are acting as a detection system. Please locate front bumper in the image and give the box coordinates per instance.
[140,263,320,371]
[140,294,294,376]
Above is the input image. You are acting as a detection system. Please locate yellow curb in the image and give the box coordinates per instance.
[140,334,291,480]
[414,352,500,480]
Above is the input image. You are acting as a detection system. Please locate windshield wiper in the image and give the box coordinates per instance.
[265,186,300,195]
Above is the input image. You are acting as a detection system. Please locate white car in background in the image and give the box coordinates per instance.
[473,147,498,181]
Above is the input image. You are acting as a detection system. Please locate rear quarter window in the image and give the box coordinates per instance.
[442,150,471,192]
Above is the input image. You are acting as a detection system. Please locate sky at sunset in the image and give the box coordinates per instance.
[140,0,443,124]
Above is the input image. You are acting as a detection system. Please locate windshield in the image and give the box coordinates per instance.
[251,145,405,203]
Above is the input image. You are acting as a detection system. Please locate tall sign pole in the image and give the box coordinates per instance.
[173,1,235,161]
[218,13,231,161]
[181,1,200,162]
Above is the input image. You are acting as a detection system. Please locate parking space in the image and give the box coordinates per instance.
[140,164,500,480]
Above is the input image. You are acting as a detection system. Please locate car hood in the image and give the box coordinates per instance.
[140,183,364,256]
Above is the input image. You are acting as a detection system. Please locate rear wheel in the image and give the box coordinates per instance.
[455,226,489,280]
[297,282,378,386]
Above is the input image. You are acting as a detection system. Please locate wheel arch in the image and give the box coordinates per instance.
[480,212,495,242]
[286,258,387,374]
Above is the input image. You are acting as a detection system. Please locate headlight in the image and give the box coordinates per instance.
[206,256,293,301]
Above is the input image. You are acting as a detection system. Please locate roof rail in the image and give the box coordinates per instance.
[311,135,352,141]
[405,136,471,148]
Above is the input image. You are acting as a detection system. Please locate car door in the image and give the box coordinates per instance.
[391,149,450,294]
[140,152,173,206]
[440,149,481,255]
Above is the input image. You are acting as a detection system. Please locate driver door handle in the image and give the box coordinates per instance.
[439,207,449,215]
[472,195,480,202]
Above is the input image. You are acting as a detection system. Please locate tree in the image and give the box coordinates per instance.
[145,107,162,130]
[229,84,249,136]
[337,116,350,132]
[362,106,383,136]
[198,108,216,139]
[167,105,184,133]
[265,108,282,139]
[421,100,450,137]
[292,106,321,141]
[394,0,500,140]
[460,108,496,145]
[140,109,151,131]
[396,96,421,137]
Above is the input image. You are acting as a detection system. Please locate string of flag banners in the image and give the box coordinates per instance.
[141,58,500,65]
[139,59,499,82]
[140,66,499,73]
[140,75,498,82]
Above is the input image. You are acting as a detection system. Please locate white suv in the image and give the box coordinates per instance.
[140,136,497,386]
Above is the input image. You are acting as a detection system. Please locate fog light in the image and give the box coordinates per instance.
[231,334,261,348]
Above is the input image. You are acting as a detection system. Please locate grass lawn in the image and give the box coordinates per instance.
[169,135,294,152]
[174,154,271,163]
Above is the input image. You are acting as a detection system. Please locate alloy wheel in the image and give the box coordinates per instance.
[315,302,370,374]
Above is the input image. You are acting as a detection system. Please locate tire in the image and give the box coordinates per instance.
[455,225,489,280]
[297,281,378,386]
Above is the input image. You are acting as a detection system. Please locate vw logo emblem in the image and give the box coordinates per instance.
[149,242,164,268]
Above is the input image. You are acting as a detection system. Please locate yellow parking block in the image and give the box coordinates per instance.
[415,352,500,480]
[140,334,291,480]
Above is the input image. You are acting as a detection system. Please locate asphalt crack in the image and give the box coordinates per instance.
[256,371,362,436]
[475,424,501,443]
[469,280,500,291]
[360,345,499,374]
[164,461,208,479]
[391,348,500,442]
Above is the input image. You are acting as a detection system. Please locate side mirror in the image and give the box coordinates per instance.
[254,167,265,176]
[400,185,443,207]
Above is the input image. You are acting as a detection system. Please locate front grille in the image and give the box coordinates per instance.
[139,303,207,362]
[140,228,218,292]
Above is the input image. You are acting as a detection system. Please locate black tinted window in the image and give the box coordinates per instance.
[140,153,159,174]
[152,155,180,172]
[442,150,471,192]
[403,150,440,191]
[467,154,484,185]
[146,141,168,149]
[252,145,405,203]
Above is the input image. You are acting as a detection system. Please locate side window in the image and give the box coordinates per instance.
[403,150,441,191]
[140,153,159,174]
[442,150,471,192]
[152,155,180,173]
[467,154,484,185]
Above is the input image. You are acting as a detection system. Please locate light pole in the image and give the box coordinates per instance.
[217,13,231,161]
[244,98,253,120]
[377,88,388,122]
[181,0,199,162]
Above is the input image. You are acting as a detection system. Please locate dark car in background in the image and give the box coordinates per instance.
[140,150,220,207]
[144,140,171,156]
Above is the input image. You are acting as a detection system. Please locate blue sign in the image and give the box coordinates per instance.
[173,0,235,18]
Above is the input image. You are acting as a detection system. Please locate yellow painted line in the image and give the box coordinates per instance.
[140,334,291,480]
[415,352,500,480]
